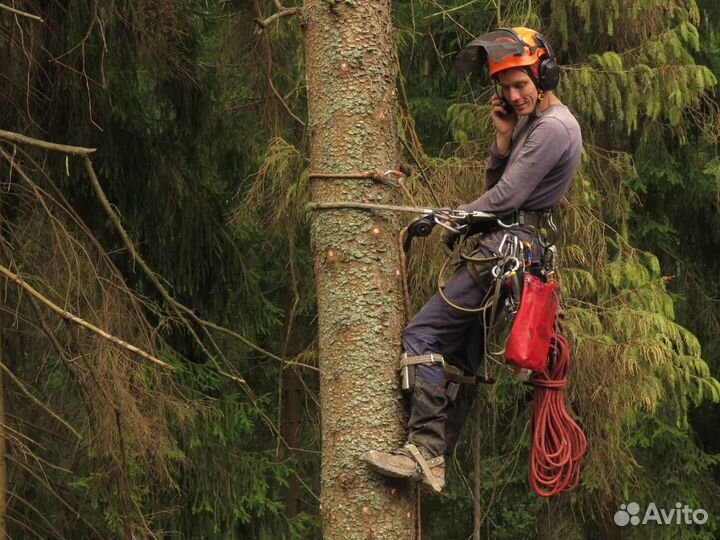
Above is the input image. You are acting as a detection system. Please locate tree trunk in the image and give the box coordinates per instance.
[304,1,415,538]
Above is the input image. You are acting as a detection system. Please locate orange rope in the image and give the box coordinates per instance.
[528,334,587,497]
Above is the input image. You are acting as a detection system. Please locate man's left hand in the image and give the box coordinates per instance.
[440,227,461,254]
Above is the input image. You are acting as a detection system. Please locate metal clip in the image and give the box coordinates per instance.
[383,169,406,179]
[433,215,467,233]
[497,216,519,228]
[544,245,558,272]
[497,233,510,256]
[491,256,520,278]
[538,211,558,248]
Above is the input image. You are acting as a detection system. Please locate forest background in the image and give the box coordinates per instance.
[1,0,720,539]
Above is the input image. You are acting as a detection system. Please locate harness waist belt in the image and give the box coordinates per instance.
[499,209,553,228]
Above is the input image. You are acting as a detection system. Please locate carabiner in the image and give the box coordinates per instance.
[491,256,520,278]
[434,215,466,233]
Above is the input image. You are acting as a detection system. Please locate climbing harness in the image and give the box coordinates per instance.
[398,352,495,401]
[307,184,586,498]
[401,205,586,497]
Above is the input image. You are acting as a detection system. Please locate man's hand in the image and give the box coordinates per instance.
[440,227,461,255]
[490,95,515,156]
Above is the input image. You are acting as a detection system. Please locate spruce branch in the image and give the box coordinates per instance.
[81,157,273,381]
[0,3,43,22]
[82,157,296,449]
[0,263,173,371]
[6,454,104,539]
[255,6,301,29]
[0,129,95,155]
[6,490,65,540]
[81,158,224,365]
[253,0,306,127]
[0,361,82,440]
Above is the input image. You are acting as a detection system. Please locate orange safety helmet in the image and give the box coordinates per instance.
[487,27,546,77]
[454,27,560,90]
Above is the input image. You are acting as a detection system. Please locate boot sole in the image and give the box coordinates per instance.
[363,451,417,479]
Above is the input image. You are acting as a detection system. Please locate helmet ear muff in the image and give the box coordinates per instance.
[538,56,560,91]
[534,33,560,91]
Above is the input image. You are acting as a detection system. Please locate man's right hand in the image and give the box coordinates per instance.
[440,227,461,255]
[490,95,515,156]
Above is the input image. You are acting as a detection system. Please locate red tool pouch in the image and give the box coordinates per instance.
[504,275,559,372]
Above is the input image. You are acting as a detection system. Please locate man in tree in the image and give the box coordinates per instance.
[364,27,582,492]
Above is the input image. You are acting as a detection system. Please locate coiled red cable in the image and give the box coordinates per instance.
[529,333,587,497]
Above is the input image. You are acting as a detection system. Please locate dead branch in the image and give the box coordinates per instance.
[0,131,296,456]
[255,6,301,29]
[0,129,95,155]
[2,145,158,343]
[0,263,173,371]
[81,156,296,451]
[6,454,104,539]
[253,0,306,127]
[82,156,290,379]
[81,158,228,370]
[0,361,81,440]
[0,3,43,22]
[6,490,64,540]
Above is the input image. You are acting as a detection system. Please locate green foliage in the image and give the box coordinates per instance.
[3,0,720,538]
[390,1,720,538]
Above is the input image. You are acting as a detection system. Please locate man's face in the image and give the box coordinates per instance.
[496,68,538,116]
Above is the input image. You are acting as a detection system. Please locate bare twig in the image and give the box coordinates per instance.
[0,361,81,439]
[1,145,158,343]
[6,454,104,539]
[6,490,64,540]
[253,0,306,127]
[0,138,294,456]
[0,263,173,371]
[82,159,210,342]
[0,3,43,22]
[0,129,95,155]
[81,157,295,452]
[255,6,301,29]
[83,156,304,382]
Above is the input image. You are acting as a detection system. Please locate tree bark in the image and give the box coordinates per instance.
[303,1,415,538]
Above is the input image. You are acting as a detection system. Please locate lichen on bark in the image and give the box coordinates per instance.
[304,0,417,538]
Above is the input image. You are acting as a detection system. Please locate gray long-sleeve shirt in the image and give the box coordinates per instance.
[460,103,582,214]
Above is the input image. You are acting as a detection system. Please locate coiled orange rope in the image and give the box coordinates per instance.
[529,333,587,497]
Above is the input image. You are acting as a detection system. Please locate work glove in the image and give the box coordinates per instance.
[440,227,461,255]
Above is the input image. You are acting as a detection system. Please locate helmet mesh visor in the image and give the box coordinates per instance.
[474,29,526,62]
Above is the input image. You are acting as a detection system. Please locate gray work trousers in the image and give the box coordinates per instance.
[401,227,543,457]
[403,226,543,373]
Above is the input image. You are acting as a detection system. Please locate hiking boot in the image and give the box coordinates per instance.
[363,443,446,493]
[364,361,449,493]
[363,447,417,479]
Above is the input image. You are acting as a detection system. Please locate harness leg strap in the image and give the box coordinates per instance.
[404,443,445,493]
